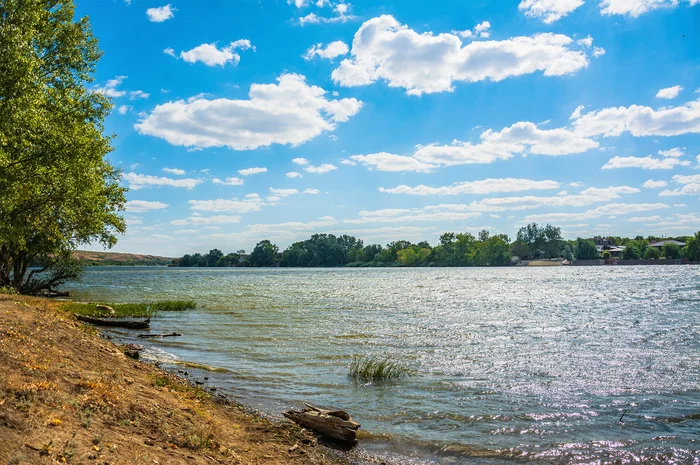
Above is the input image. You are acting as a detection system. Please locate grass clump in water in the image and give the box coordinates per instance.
[62,300,196,318]
[348,355,414,383]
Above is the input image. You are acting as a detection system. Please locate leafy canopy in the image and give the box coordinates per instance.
[0,0,126,294]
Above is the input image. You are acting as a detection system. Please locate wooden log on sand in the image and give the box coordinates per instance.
[75,314,150,329]
[283,404,360,445]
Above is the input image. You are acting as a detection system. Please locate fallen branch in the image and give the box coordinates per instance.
[75,314,150,329]
[138,332,183,338]
[283,404,360,445]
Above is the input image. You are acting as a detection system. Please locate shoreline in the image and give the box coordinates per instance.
[0,294,366,465]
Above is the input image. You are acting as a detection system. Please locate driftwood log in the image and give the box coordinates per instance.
[138,332,183,338]
[283,404,360,444]
[75,314,150,329]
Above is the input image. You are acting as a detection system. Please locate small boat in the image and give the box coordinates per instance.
[75,314,150,329]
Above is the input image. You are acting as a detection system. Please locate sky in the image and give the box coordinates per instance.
[76,0,700,256]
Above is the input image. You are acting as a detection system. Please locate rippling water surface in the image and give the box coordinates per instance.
[66,266,700,464]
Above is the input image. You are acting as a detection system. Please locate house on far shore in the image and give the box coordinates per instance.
[648,240,686,249]
[589,236,625,257]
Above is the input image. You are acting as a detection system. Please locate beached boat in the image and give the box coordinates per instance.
[75,314,150,329]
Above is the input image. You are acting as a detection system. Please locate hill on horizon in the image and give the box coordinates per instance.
[73,251,173,266]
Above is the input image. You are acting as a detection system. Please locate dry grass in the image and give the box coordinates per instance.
[348,355,415,383]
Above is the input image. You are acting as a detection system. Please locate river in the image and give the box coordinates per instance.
[65,266,700,464]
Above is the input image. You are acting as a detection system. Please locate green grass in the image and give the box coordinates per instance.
[62,300,196,318]
[348,355,415,383]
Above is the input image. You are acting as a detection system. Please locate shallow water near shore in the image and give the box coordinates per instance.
[65,266,700,464]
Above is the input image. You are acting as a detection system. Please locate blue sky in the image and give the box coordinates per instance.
[78,0,700,256]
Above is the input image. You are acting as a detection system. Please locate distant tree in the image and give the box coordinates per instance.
[684,232,700,261]
[206,249,224,267]
[622,245,640,260]
[562,244,574,261]
[247,240,279,267]
[510,240,530,260]
[601,250,611,259]
[662,243,682,259]
[643,247,661,259]
[575,238,598,260]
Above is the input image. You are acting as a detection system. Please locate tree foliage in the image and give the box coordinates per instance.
[662,243,682,259]
[0,0,126,294]
[643,247,661,259]
[575,239,598,260]
[684,232,700,262]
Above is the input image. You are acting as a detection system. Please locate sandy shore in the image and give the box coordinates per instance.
[0,294,351,465]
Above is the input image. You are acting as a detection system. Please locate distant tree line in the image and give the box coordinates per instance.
[169,226,699,268]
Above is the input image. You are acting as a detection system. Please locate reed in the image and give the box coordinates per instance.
[63,300,196,318]
[348,355,414,383]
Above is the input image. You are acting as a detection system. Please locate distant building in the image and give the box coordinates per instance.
[588,236,619,255]
[648,240,686,248]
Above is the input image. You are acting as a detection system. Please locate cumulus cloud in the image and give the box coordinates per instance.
[130,90,150,100]
[269,188,299,197]
[188,197,264,213]
[379,178,561,195]
[238,167,267,176]
[125,200,169,212]
[286,172,303,178]
[212,177,244,186]
[135,73,363,150]
[518,0,585,23]
[602,155,691,170]
[331,15,600,95]
[600,0,695,17]
[304,188,321,194]
[304,163,338,173]
[179,40,254,66]
[94,76,128,98]
[572,98,700,137]
[292,157,309,165]
[163,167,186,175]
[659,174,700,196]
[658,147,685,158]
[350,153,436,172]
[124,172,202,190]
[344,209,482,224]
[642,179,668,188]
[525,202,669,222]
[298,4,355,25]
[146,4,174,22]
[656,85,684,99]
[304,41,349,60]
[117,105,132,115]
[171,215,242,226]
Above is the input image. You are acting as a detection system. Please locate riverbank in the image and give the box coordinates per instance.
[0,294,350,465]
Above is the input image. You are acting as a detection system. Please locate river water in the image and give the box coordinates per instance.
[65,266,700,464]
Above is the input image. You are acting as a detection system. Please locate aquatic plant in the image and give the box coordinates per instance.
[348,355,414,383]
[63,300,196,318]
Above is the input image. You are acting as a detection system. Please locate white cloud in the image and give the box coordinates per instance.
[379,178,561,196]
[672,174,700,184]
[146,4,174,22]
[642,179,668,188]
[299,5,354,25]
[473,21,491,38]
[212,177,244,186]
[117,105,132,115]
[292,157,309,165]
[135,74,363,150]
[179,40,253,67]
[352,121,598,172]
[304,163,338,174]
[163,167,186,175]
[95,76,127,98]
[519,0,585,23]
[304,188,321,194]
[124,172,202,190]
[331,15,600,95]
[656,85,684,99]
[602,155,691,170]
[658,174,700,196]
[238,167,267,176]
[269,188,299,197]
[525,202,669,222]
[572,98,700,137]
[125,200,169,212]
[163,47,175,57]
[600,0,694,17]
[628,215,664,222]
[286,172,303,178]
[344,208,482,225]
[339,158,356,165]
[171,215,242,226]
[304,41,349,60]
[188,197,264,213]
[130,90,150,100]
[350,153,436,172]
[658,147,684,158]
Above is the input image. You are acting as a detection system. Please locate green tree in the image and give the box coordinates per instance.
[662,243,682,259]
[622,245,640,259]
[684,232,700,261]
[0,0,126,295]
[575,238,598,260]
[643,247,661,259]
[205,249,224,267]
[247,240,279,267]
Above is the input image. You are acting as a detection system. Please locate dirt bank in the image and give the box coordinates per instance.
[0,294,349,465]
